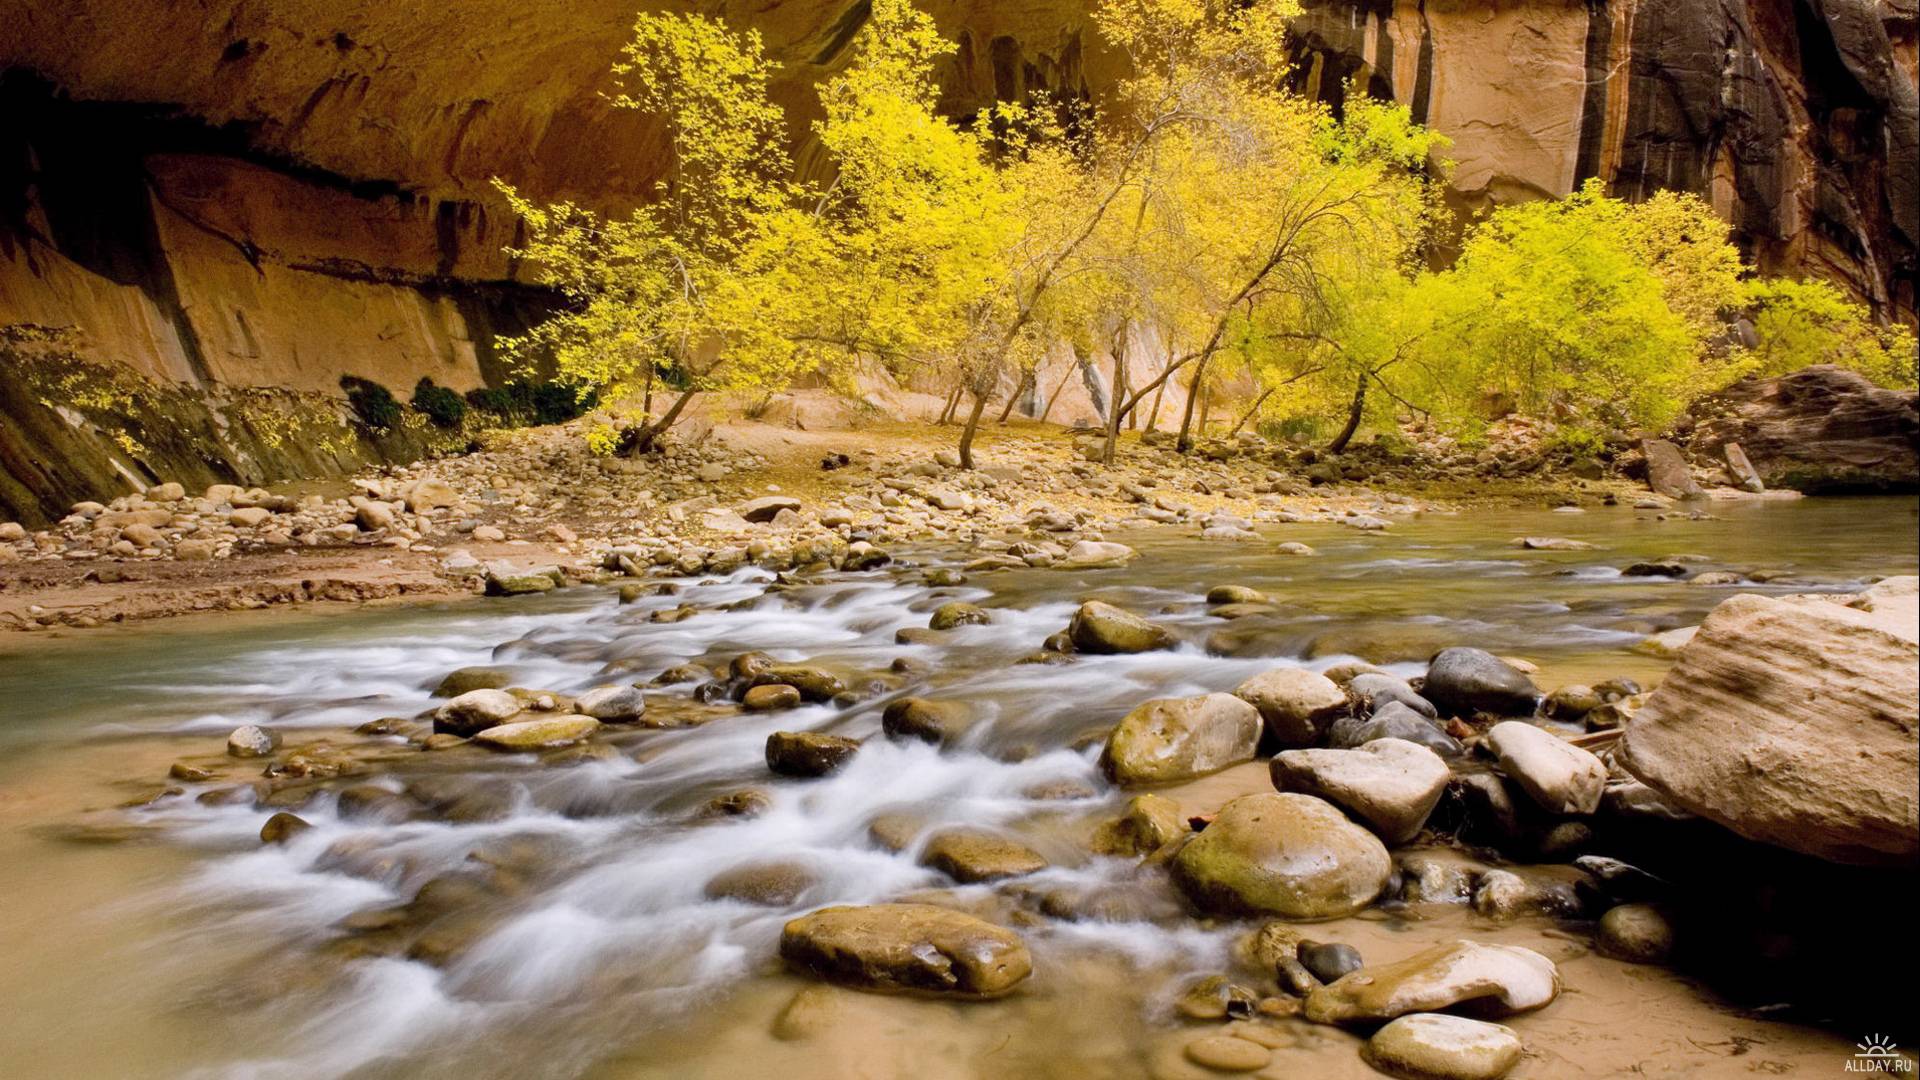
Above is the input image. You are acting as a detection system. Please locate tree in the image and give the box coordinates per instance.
[1745,277,1917,388]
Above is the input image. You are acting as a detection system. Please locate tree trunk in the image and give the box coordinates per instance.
[997,369,1033,424]
[1328,375,1367,454]
[1101,325,1129,465]
[1035,364,1076,425]
[642,364,656,416]
[937,384,963,425]
[633,388,698,454]
[957,391,990,469]
[1174,353,1212,453]
[1228,387,1275,438]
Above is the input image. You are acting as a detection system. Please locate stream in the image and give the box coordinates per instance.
[3,496,1915,1079]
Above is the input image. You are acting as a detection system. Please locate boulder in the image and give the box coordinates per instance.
[574,685,646,722]
[1171,793,1392,919]
[1422,648,1540,718]
[739,495,803,523]
[1618,586,1920,866]
[880,698,973,746]
[743,684,803,711]
[1596,903,1674,964]
[1206,585,1269,605]
[404,478,459,512]
[1349,673,1439,719]
[473,716,600,751]
[1304,940,1561,1024]
[485,568,557,596]
[1101,693,1262,785]
[705,861,818,906]
[1328,702,1462,758]
[1067,600,1174,654]
[751,666,845,702]
[919,829,1048,883]
[226,724,280,758]
[432,666,512,697]
[766,731,860,777]
[1685,365,1919,493]
[1233,667,1348,747]
[1061,540,1138,568]
[1641,437,1704,500]
[928,601,989,630]
[435,688,524,736]
[1366,1014,1523,1080]
[1270,738,1451,844]
[779,903,1032,997]
[1485,722,1607,815]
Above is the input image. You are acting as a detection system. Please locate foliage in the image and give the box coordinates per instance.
[338,375,401,431]
[410,377,468,429]
[463,381,598,427]
[1746,278,1916,388]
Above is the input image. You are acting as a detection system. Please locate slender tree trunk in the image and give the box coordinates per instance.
[937,383,963,425]
[1328,375,1367,454]
[634,388,698,453]
[957,391,990,469]
[1228,387,1276,438]
[1175,353,1212,453]
[1035,363,1076,426]
[1101,325,1129,465]
[642,365,656,416]
[997,368,1033,424]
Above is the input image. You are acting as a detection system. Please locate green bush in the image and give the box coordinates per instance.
[463,380,598,427]
[411,377,468,429]
[339,375,401,430]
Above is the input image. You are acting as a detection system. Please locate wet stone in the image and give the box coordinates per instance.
[766,731,860,777]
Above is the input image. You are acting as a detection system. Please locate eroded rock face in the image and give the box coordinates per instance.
[1686,366,1920,493]
[779,903,1033,997]
[1304,940,1561,1024]
[1171,793,1391,919]
[1618,583,1920,866]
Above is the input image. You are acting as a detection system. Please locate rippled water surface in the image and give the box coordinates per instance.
[3,496,1915,1079]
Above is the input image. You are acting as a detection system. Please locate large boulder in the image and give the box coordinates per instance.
[880,698,973,746]
[1060,540,1138,568]
[1686,365,1920,493]
[1328,702,1463,758]
[1641,437,1705,500]
[1618,583,1920,866]
[1485,721,1607,815]
[1305,940,1561,1024]
[1270,738,1452,844]
[1233,667,1349,747]
[435,688,523,736]
[1067,600,1175,654]
[1171,793,1392,919]
[779,903,1032,997]
[1422,648,1541,718]
[1101,693,1262,785]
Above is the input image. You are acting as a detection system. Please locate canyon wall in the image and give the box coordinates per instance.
[1,0,1914,520]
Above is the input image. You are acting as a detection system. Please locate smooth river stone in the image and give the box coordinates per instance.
[779,903,1032,997]
[1171,793,1391,919]
[472,716,600,751]
[1486,721,1607,815]
[1101,693,1262,785]
[1366,1013,1523,1080]
[1305,940,1561,1024]
[1270,737,1451,844]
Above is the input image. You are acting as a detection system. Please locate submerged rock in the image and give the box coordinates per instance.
[1067,600,1174,654]
[1366,1013,1523,1080]
[919,829,1048,883]
[1270,738,1450,845]
[766,731,860,777]
[1172,793,1391,919]
[880,697,973,746]
[1101,693,1261,785]
[1305,940,1560,1024]
[472,716,600,751]
[928,601,989,630]
[1090,793,1188,857]
[779,903,1032,997]
[1060,540,1137,568]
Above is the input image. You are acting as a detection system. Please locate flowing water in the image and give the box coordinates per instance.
[3,497,1915,1079]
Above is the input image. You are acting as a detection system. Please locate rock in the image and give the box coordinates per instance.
[1090,793,1187,856]
[435,689,523,736]
[120,522,161,547]
[432,667,512,697]
[1632,625,1697,658]
[0,522,22,542]
[1327,702,1462,758]
[1618,587,1919,866]
[765,731,860,776]
[1512,536,1594,550]
[751,666,845,702]
[880,698,972,746]
[1304,940,1561,1024]
[1366,1014,1523,1080]
[1274,541,1316,556]
[147,481,186,501]
[354,501,396,531]
[1596,903,1674,964]
[1067,600,1174,654]
[1171,793,1391,919]
[1722,441,1765,492]
[1184,1035,1270,1072]
[472,716,599,750]
[1233,667,1348,747]
[1623,561,1690,578]
[1270,738,1450,845]
[928,601,989,630]
[1485,721,1607,815]
[174,539,217,561]
[226,724,280,757]
[739,495,803,523]
[1207,585,1269,605]
[259,811,310,844]
[771,984,847,1040]
[471,525,506,542]
[743,684,803,711]
[574,685,646,722]
[919,829,1048,883]
[704,861,817,906]
[403,478,458,513]
[485,568,557,596]
[1542,684,1602,721]
[1060,540,1137,568]
[1299,941,1364,984]
[1421,648,1540,718]
[1641,437,1705,500]
[1349,673,1439,719]
[778,903,1032,997]
[229,506,272,527]
[1101,693,1262,785]
[1685,366,1919,493]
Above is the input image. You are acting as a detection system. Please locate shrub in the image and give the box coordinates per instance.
[411,377,468,428]
[339,375,401,430]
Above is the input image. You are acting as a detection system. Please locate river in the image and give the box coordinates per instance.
[2,496,1914,1078]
